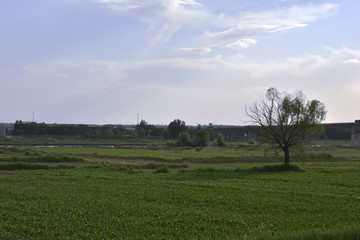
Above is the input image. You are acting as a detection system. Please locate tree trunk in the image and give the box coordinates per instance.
[284,147,290,164]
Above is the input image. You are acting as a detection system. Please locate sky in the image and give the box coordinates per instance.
[1,0,360,125]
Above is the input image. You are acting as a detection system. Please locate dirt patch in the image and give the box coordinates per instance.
[0,171,32,177]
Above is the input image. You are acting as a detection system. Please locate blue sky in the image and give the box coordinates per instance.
[1,0,360,125]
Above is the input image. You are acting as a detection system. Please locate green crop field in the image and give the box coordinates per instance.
[1,141,360,239]
[1,165,360,239]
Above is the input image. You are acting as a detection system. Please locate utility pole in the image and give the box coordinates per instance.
[32,111,35,122]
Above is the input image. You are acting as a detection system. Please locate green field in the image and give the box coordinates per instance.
[1,140,360,239]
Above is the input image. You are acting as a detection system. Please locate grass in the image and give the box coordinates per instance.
[0,162,74,170]
[31,143,360,163]
[1,141,360,239]
[258,225,360,240]
[1,166,360,239]
[0,155,84,163]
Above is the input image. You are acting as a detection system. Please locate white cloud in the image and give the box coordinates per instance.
[202,4,338,49]
[96,1,338,50]
[25,66,68,78]
[180,47,212,53]
[344,58,360,64]
[95,0,204,44]
[225,39,257,49]
[97,0,200,12]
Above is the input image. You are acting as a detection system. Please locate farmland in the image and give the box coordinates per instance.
[1,138,360,239]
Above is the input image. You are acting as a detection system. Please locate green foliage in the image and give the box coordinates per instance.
[167,119,187,139]
[195,129,210,147]
[11,120,166,138]
[246,88,327,164]
[166,140,177,147]
[247,138,256,145]
[208,128,215,141]
[216,133,226,146]
[136,120,165,137]
[176,131,190,146]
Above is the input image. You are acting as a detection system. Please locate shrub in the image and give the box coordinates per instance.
[216,133,226,146]
[247,138,256,145]
[195,130,210,147]
[166,141,177,147]
[176,132,190,146]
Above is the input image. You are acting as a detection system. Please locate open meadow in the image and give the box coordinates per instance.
[1,137,360,239]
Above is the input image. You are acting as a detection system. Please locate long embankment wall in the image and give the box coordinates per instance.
[213,121,360,145]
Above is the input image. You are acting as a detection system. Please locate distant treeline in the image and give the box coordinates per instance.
[11,120,129,137]
[10,120,205,139]
[9,120,352,141]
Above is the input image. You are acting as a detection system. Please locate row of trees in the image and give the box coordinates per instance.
[175,130,225,147]
[10,119,223,145]
[137,119,225,146]
[11,120,127,137]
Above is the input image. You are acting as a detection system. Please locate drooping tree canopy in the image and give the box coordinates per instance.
[246,88,327,164]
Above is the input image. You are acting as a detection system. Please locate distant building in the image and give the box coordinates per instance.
[0,123,14,136]
[351,120,360,145]
[214,120,360,145]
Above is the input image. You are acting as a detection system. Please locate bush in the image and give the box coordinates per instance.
[176,132,190,146]
[216,133,226,146]
[195,130,210,147]
[166,141,177,147]
[247,138,256,145]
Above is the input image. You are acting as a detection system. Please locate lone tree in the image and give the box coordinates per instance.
[177,131,191,146]
[246,88,326,164]
[167,119,187,139]
[195,129,210,147]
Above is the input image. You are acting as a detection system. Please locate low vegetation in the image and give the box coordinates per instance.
[1,139,360,239]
